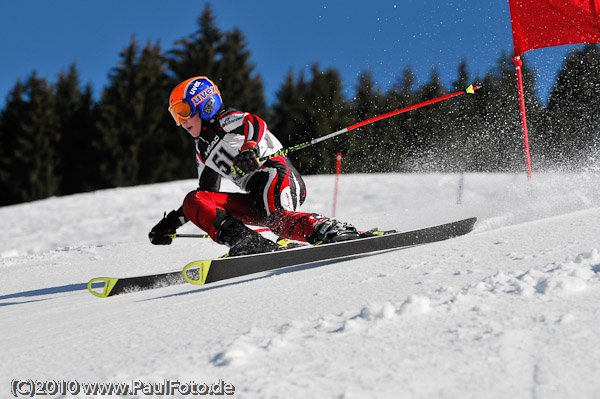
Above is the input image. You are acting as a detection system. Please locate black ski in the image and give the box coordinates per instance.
[88,217,476,297]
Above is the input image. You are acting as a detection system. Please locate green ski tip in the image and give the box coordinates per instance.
[87,277,119,298]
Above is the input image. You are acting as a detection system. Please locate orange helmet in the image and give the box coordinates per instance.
[168,76,222,125]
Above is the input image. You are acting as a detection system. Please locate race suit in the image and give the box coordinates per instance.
[180,107,322,243]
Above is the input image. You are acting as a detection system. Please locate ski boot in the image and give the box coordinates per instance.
[307,216,360,245]
[216,213,279,256]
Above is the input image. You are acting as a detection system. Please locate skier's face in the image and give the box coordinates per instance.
[181,113,202,138]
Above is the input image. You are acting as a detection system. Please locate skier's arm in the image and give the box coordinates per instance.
[241,113,267,150]
[195,150,221,192]
[231,113,266,173]
[198,167,221,192]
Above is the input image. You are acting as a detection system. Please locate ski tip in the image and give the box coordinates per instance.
[466,85,476,94]
[182,260,213,285]
[87,277,119,298]
[462,216,478,232]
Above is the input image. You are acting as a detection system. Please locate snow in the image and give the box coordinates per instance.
[2,172,600,398]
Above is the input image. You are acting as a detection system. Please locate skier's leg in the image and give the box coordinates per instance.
[246,156,359,244]
[182,190,279,255]
[182,191,255,240]
[245,155,306,216]
[267,210,360,244]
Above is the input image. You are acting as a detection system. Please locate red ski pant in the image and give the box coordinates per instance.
[182,156,317,242]
[182,191,319,242]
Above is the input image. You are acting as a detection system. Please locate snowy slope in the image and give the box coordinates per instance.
[1,173,600,399]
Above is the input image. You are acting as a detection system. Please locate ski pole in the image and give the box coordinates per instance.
[175,227,270,239]
[175,233,211,238]
[264,85,478,160]
[231,85,478,174]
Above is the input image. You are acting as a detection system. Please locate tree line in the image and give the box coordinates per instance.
[1,4,599,206]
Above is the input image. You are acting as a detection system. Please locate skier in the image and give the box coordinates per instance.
[148,76,360,256]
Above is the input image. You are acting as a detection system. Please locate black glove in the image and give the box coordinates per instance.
[149,209,186,245]
[233,148,259,174]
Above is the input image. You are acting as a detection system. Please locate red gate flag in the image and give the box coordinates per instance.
[509,0,600,56]
[508,0,600,179]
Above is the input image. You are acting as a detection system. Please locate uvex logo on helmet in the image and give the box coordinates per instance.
[190,86,219,107]
[189,81,202,95]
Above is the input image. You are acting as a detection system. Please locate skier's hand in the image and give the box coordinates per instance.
[233,148,259,174]
[149,210,184,245]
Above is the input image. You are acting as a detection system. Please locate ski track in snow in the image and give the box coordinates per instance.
[2,173,600,398]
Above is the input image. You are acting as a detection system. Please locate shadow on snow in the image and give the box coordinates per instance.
[0,282,91,307]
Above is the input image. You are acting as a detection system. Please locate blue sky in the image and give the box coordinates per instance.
[0,0,582,110]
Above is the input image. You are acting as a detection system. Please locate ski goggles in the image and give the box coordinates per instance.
[168,99,195,126]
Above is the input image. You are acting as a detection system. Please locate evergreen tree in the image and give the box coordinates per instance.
[0,74,61,205]
[444,59,478,172]
[0,82,27,204]
[465,53,541,172]
[169,4,222,83]
[270,70,310,149]
[215,28,267,116]
[96,37,183,188]
[381,68,418,172]
[403,67,453,171]
[545,43,600,167]
[346,71,384,173]
[54,64,102,194]
[169,4,266,116]
[273,65,351,174]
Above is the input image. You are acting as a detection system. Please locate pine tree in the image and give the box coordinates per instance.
[346,71,383,173]
[96,37,181,188]
[0,82,27,204]
[545,43,600,168]
[270,70,310,150]
[215,28,266,116]
[381,68,418,172]
[403,67,452,171]
[276,65,351,174]
[54,64,102,194]
[169,4,266,116]
[0,74,61,204]
[444,58,478,172]
[465,53,541,172]
[169,4,222,83]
